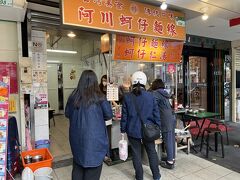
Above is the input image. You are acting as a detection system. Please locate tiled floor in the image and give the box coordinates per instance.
[48,115,240,180]
[49,115,72,158]
[52,151,240,180]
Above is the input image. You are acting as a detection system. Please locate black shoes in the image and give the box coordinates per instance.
[104,156,112,166]
[160,160,175,169]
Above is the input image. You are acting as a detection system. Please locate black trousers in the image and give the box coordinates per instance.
[106,125,112,157]
[72,161,103,180]
[128,136,161,180]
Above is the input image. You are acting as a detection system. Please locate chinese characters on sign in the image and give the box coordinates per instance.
[113,34,184,63]
[62,0,186,40]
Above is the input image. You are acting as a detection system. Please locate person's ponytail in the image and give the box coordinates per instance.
[132,83,145,96]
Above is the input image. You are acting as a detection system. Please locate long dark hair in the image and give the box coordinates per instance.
[99,75,107,95]
[151,79,165,91]
[132,83,145,96]
[71,70,104,108]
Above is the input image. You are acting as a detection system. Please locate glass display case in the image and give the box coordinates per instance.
[111,61,183,106]
[154,63,184,106]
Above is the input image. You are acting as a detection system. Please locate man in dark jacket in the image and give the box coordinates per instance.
[152,79,176,169]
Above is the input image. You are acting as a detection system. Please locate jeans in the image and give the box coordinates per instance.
[128,136,161,180]
[162,131,175,161]
[72,161,103,180]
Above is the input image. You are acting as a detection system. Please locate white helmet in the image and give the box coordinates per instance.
[131,71,147,86]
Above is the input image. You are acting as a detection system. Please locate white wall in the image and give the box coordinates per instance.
[46,35,108,110]
[47,64,59,113]
[0,21,21,141]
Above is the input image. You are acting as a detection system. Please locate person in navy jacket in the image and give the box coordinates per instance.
[65,70,113,180]
[121,71,161,180]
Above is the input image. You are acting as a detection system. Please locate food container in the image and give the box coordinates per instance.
[24,155,32,164]
[32,155,43,163]
[193,110,199,114]
[198,108,205,113]
[21,148,53,172]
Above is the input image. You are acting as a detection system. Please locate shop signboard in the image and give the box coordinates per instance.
[0,76,10,180]
[62,0,186,41]
[0,62,18,94]
[113,34,183,63]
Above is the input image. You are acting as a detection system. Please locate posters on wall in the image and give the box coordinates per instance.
[0,62,18,94]
[0,77,10,179]
[32,31,48,109]
[20,67,32,84]
[32,70,47,84]
[19,57,33,94]
[34,93,48,109]
[21,84,33,94]
[32,53,47,70]
[8,97,16,113]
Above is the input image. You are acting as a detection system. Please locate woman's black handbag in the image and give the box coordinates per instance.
[131,94,160,141]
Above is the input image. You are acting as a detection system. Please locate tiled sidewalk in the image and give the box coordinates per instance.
[52,151,240,180]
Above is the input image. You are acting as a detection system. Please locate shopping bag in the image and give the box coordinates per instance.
[118,134,128,161]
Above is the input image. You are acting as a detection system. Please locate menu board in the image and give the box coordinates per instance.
[107,84,119,101]
[0,62,18,94]
[0,77,10,180]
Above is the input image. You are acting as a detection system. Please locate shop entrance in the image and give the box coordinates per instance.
[187,56,208,110]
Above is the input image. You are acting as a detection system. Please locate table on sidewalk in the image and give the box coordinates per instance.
[183,112,220,140]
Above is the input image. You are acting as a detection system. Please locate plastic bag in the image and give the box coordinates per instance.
[22,167,34,180]
[119,134,128,161]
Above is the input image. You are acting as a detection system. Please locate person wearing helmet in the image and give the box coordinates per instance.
[121,71,161,180]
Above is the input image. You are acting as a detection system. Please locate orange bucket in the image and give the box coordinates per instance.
[21,148,53,172]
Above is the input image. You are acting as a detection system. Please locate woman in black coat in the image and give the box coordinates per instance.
[151,79,176,169]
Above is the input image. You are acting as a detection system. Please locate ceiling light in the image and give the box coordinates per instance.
[160,1,167,10]
[47,60,61,63]
[47,49,77,54]
[155,64,163,67]
[139,63,145,67]
[202,14,209,21]
[67,32,76,38]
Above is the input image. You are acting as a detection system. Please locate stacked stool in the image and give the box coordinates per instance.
[200,127,224,158]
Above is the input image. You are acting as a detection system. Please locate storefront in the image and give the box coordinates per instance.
[58,0,186,161]
[0,0,234,166]
[4,0,231,158]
